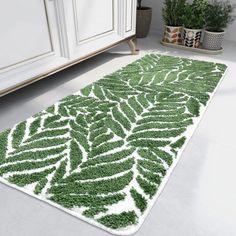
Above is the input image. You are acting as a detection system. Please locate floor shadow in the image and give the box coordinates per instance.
[0,51,126,107]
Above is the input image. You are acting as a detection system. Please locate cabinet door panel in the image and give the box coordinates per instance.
[75,0,114,43]
[125,0,133,32]
[0,0,53,69]
[63,0,122,59]
[124,0,136,37]
[0,0,67,94]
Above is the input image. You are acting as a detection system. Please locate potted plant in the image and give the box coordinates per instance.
[162,0,186,44]
[182,0,208,48]
[203,0,235,50]
[136,0,152,38]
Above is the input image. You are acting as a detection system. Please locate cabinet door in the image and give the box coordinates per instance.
[0,0,66,93]
[62,0,123,59]
[123,0,137,37]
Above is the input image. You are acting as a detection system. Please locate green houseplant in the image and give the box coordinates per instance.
[136,0,152,38]
[162,0,186,44]
[203,0,236,50]
[182,0,208,48]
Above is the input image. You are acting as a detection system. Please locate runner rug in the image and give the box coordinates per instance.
[0,54,227,235]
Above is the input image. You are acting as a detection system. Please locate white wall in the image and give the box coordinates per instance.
[224,0,236,41]
[141,0,164,33]
[144,0,236,42]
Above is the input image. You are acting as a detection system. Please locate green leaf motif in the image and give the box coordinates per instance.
[186,97,200,116]
[0,54,227,233]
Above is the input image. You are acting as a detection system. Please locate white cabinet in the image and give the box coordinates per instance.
[58,0,137,59]
[0,0,52,69]
[0,0,67,93]
[0,0,137,96]
[61,0,122,59]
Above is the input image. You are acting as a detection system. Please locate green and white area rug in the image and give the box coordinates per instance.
[0,54,227,235]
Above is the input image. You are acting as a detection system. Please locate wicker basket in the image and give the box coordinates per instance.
[136,7,152,38]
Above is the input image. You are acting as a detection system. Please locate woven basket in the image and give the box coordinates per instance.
[136,7,152,38]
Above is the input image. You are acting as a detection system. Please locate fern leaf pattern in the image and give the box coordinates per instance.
[0,54,227,234]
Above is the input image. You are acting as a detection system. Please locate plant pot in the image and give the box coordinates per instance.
[183,28,202,48]
[136,7,152,38]
[202,30,225,50]
[163,26,183,44]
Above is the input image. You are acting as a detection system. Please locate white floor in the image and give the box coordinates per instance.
[0,34,236,236]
